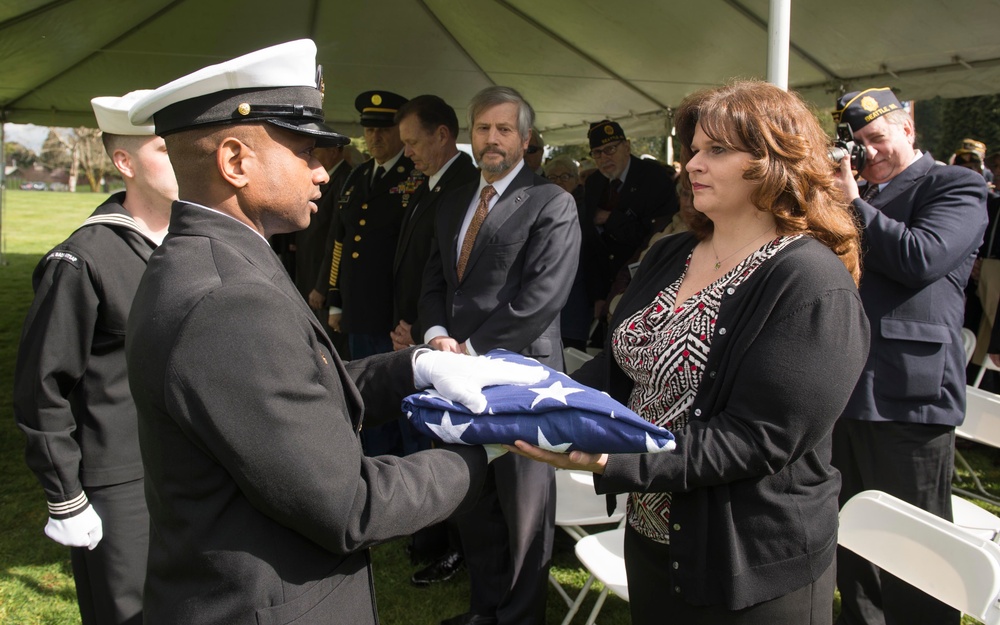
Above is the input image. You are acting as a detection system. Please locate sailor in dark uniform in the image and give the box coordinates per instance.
[13,90,177,625]
[121,39,533,625]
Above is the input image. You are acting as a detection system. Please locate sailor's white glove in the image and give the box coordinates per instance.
[45,504,103,550]
[413,350,548,413]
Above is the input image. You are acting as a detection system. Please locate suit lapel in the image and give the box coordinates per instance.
[461,166,535,281]
[871,152,934,209]
[445,184,477,280]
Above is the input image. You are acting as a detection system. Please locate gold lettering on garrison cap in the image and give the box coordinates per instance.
[832,87,905,133]
[588,119,627,149]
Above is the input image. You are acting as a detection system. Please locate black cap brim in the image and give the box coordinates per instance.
[267,118,349,147]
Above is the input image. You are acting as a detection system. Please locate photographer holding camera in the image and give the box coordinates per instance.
[830,87,988,625]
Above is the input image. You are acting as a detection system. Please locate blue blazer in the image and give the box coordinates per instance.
[842,152,988,426]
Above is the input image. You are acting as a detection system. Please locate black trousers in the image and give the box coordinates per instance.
[831,418,960,625]
[455,454,555,625]
[624,524,835,625]
[70,477,148,625]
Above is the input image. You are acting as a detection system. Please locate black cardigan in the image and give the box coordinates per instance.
[577,232,870,610]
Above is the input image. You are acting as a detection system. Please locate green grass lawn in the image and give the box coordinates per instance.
[1,187,997,624]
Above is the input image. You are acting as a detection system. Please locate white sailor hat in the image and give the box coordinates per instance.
[91,90,156,136]
[128,39,348,146]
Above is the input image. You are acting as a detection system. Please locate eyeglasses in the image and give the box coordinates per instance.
[525,145,541,155]
[548,173,577,182]
[590,141,623,159]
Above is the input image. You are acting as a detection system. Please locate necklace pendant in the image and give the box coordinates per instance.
[714,261,721,270]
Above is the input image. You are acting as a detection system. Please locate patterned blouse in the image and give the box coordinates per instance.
[611,234,802,544]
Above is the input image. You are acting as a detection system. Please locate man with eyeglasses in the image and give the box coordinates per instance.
[583,120,677,331]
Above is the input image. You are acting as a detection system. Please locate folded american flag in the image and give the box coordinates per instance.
[403,350,675,454]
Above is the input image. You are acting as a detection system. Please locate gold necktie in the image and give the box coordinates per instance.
[457,185,496,281]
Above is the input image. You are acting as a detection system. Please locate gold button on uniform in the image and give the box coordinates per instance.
[354,235,361,242]
[361,203,368,210]
[352,252,359,259]
[359,219,366,226]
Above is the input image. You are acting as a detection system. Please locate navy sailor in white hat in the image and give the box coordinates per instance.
[13,89,177,625]
[123,39,545,625]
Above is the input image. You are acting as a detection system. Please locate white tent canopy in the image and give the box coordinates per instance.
[2,0,1000,145]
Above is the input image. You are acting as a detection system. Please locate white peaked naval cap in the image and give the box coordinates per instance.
[91,90,157,136]
[128,39,347,146]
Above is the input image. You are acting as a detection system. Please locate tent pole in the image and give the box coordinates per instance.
[766,0,791,90]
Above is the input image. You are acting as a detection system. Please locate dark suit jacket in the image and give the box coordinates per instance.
[126,202,486,625]
[392,152,478,343]
[329,155,423,334]
[842,152,988,426]
[419,164,580,368]
[584,154,677,299]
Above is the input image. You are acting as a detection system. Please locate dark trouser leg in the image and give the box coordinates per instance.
[832,419,960,625]
[457,455,555,625]
[71,478,149,625]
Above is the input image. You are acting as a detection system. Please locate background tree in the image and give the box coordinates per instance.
[915,94,1000,161]
[3,141,36,169]
[72,127,111,193]
[38,130,71,171]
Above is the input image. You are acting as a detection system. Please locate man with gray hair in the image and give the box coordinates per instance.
[831,87,988,625]
[420,86,581,625]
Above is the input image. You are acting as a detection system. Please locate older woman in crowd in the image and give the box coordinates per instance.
[511,80,870,624]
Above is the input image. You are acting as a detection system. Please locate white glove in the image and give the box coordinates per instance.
[414,350,549,413]
[45,505,103,550]
[484,444,508,463]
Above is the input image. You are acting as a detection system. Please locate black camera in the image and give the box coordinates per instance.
[828,122,867,172]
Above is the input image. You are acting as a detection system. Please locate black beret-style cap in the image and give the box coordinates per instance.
[588,120,627,149]
[355,91,408,128]
[832,87,904,133]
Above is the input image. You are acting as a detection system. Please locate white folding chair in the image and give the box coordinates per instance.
[955,386,1000,506]
[974,353,1000,388]
[839,490,1000,625]
[952,494,1000,543]
[550,469,626,625]
[563,347,594,375]
[569,528,629,625]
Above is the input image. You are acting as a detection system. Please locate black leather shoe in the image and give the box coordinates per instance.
[411,550,464,586]
[439,613,497,625]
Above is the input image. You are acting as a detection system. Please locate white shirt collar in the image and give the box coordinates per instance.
[428,152,461,190]
[373,149,404,181]
[181,200,268,242]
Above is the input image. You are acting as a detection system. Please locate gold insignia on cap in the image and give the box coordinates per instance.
[372,94,382,106]
[237,103,251,116]
[604,125,614,135]
[861,96,879,112]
